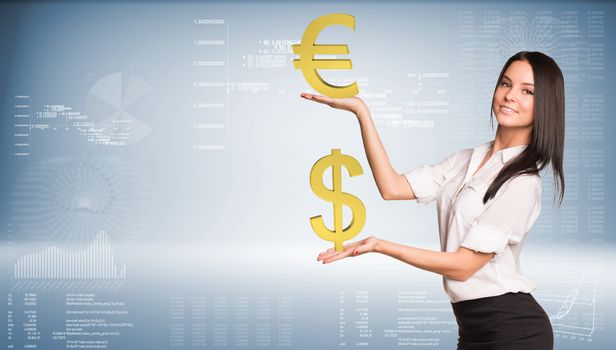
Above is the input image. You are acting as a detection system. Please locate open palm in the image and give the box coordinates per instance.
[317,236,379,264]
[301,92,368,114]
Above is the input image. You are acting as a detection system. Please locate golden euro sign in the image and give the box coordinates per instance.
[293,14,359,98]
[310,149,366,251]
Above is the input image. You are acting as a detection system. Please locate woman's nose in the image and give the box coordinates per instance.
[504,90,516,102]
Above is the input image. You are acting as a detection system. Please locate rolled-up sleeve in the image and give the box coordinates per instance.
[404,150,463,206]
[460,174,542,255]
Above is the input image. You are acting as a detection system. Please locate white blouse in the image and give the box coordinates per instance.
[405,140,541,303]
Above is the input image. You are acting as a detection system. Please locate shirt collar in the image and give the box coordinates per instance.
[480,140,528,163]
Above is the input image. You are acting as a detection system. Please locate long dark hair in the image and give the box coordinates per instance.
[484,51,565,207]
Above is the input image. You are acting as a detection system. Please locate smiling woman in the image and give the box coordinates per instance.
[485,51,565,206]
[304,51,565,350]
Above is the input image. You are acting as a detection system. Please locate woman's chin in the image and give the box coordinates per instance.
[496,121,533,129]
[495,114,532,127]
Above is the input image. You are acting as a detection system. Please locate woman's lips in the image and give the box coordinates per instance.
[499,105,518,115]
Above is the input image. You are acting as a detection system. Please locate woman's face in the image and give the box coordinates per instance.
[492,60,535,129]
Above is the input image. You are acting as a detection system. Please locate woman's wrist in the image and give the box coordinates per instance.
[354,110,369,124]
[353,102,370,119]
[373,237,385,254]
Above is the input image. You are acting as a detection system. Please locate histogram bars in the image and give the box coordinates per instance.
[14,231,126,279]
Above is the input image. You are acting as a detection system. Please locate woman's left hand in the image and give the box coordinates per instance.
[317,236,380,264]
[300,92,368,115]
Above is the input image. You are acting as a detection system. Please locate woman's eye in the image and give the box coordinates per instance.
[500,81,510,87]
[524,89,534,95]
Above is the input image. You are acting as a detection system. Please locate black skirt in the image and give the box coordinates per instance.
[451,292,553,350]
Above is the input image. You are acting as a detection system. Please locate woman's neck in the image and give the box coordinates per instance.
[490,125,532,155]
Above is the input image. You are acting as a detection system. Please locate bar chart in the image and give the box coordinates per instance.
[13,231,126,279]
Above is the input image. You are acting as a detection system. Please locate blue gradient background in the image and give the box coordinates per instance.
[1,1,615,349]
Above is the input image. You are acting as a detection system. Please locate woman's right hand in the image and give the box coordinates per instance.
[300,92,368,116]
[316,236,380,264]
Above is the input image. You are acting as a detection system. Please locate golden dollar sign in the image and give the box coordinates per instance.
[310,149,366,251]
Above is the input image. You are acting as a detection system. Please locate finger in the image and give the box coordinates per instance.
[300,92,318,101]
[351,246,365,256]
[318,243,354,256]
[317,249,339,261]
[317,247,335,257]
[301,92,323,99]
[322,251,351,264]
[319,248,348,262]
[350,239,372,256]
[311,94,334,104]
[318,241,360,256]
[317,239,366,260]
[301,93,334,105]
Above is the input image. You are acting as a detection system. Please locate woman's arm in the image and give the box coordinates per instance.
[301,93,416,200]
[354,107,416,200]
[317,236,495,282]
[374,238,495,281]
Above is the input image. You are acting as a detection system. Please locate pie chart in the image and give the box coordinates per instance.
[85,73,152,145]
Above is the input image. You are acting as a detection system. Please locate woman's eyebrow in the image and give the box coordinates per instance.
[503,74,534,86]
